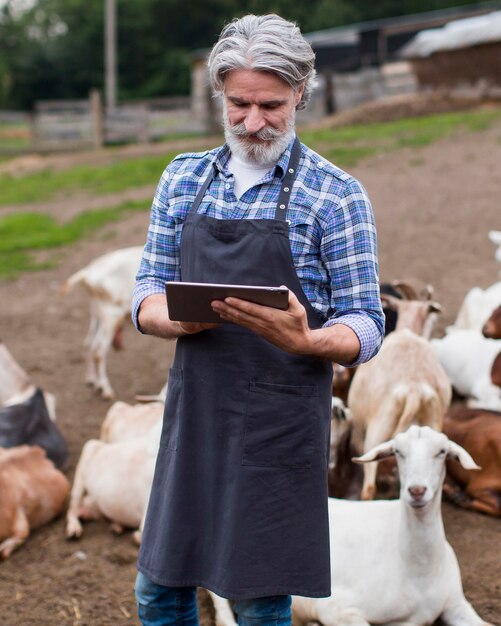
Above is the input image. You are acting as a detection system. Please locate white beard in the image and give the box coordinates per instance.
[223,105,296,166]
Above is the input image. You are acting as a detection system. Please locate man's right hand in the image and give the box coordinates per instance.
[178,321,220,335]
[137,293,220,339]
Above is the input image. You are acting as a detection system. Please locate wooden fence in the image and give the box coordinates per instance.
[24,90,207,152]
[0,110,33,155]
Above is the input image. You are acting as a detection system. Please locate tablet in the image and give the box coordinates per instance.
[165,281,289,323]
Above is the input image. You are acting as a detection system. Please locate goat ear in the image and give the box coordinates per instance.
[391,280,418,300]
[352,439,394,463]
[380,294,401,311]
[421,284,434,300]
[447,441,481,470]
[429,301,442,314]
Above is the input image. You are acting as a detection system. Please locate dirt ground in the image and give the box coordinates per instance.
[0,109,500,625]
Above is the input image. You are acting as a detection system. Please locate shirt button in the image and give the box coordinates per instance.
[283,187,290,192]
[317,162,324,168]
[279,204,286,209]
[288,168,294,173]
[225,183,230,190]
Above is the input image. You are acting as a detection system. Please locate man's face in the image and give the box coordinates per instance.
[223,69,303,165]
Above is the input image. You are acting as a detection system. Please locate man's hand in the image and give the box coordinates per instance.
[138,294,219,339]
[211,288,361,363]
[211,288,312,354]
[178,321,220,335]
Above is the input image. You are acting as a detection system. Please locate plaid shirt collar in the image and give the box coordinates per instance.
[213,135,297,180]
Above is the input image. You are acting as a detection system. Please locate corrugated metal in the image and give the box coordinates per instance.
[400,10,501,58]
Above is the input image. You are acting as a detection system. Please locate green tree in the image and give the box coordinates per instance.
[0,0,495,109]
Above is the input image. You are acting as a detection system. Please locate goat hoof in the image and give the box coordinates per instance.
[66,519,83,539]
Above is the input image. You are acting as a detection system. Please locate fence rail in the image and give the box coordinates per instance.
[0,92,208,154]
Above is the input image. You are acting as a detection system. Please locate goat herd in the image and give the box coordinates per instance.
[0,231,500,626]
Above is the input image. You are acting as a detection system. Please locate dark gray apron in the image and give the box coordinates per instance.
[138,139,333,600]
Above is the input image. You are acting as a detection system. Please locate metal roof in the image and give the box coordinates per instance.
[400,10,501,58]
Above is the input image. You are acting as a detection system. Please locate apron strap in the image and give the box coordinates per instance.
[189,162,217,214]
[274,137,302,221]
[188,137,302,220]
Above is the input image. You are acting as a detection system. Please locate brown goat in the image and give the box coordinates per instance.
[0,446,69,558]
[443,406,501,517]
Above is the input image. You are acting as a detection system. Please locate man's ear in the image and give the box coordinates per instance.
[295,83,305,107]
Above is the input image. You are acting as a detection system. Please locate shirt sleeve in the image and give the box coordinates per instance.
[321,178,385,366]
[132,167,180,331]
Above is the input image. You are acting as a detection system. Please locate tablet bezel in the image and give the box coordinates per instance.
[165,281,289,323]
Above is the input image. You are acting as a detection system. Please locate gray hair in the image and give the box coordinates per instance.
[207,14,317,110]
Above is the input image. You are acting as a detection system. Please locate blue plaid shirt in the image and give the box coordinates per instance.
[133,137,384,365]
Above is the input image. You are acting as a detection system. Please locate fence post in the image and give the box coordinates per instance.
[90,89,104,149]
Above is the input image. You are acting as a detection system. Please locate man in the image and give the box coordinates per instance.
[133,13,384,626]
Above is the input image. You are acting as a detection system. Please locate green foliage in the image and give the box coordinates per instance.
[301,107,501,166]
[0,199,148,278]
[0,0,495,108]
[0,150,181,205]
[2,105,500,279]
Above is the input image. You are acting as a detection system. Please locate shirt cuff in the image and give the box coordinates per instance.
[323,313,383,367]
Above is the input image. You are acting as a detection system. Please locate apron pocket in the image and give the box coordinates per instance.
[242,381,318,469]
[159,368,183,451]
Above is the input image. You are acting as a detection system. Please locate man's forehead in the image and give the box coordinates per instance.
[226,94,288,105]
[223,69,294,98]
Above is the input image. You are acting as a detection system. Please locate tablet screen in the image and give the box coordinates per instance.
[165,282,289,323]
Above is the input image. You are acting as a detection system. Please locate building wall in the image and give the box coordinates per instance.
[409,42,501,88]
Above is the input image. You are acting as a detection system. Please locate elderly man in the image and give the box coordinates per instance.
[133,13,384,626]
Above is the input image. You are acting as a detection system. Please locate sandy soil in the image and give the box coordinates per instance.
[0,112,500,625]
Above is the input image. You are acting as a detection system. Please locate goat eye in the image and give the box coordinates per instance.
[395,449,404,458]
[436,449,446,457]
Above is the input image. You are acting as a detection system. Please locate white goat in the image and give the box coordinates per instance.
[348,296,451,499]
[100,400,163,443]
[0,341,56,420]
[209,427,490,626]
[61,246,143,399]
[431,330,501,411]
[293,426,491,626]
[447,281,501,333]
[66,420,161,543]
[489,230,501,268]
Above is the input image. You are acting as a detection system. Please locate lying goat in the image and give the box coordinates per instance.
[292,426,491,626]
[209,427,490,626]
[61,246,143,399]
[0,446,69,559]
[443,406,501,517]
[100,400,163,443]
[431,330,501,411]
[66,421,161,543]
[447,281,501,333]
[0,340,55,418]
[0,341,68,468]
[482,305,501,340]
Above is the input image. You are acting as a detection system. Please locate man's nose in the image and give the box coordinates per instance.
[244,106,266,135]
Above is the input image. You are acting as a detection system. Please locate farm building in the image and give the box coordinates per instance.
[190,1,501,126]
[304,0,501,112]
[400,11,501,89]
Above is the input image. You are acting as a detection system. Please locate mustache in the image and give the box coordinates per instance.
[229,123,282,141]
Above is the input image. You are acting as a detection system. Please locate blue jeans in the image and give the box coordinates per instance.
[135,571,292,626]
